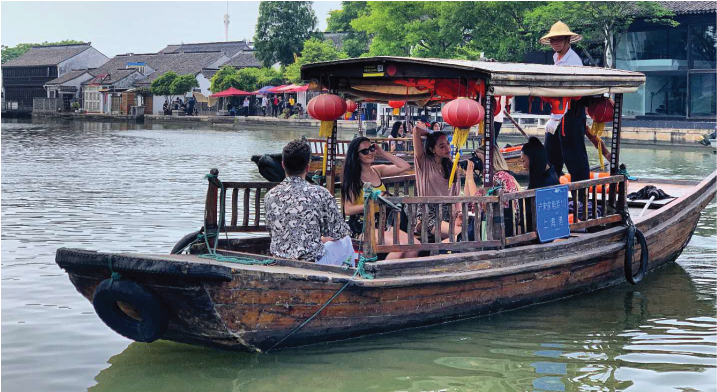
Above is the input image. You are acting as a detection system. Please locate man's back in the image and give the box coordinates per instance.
[265,176,350,261]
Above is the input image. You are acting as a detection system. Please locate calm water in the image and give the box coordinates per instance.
[2,118,716,392]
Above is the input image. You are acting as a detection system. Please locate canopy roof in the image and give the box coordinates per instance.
[253,85,275,94]
[301,56,646,105]
[211,87,252,97]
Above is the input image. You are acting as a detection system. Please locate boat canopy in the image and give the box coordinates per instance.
[301,56,645,105]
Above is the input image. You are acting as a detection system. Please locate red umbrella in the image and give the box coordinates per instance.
[211,87,252,97]
[267,85,290,93]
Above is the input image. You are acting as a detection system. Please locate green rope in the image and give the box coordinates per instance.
[617,165,636,181]
[107,255,121,283]
[486,185,501,196]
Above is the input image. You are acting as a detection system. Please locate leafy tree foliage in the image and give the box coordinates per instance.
[150,71,179,101]
[254,1,319,67]
[209,66,239,93]
[283,38,348,83]
[344,1,675,66]
[169,74,199,96]
[210,66,285,92]
[326,1,370,58]
[1,40,85,64]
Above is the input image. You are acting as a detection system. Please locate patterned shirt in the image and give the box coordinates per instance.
[265,176,350,261]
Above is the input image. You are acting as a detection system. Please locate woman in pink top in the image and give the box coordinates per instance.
[413,125,461,239]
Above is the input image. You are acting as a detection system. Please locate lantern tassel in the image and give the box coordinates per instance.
[322,141,328,176]
[319,121,334,138]
[392,107,400,115]
[589,121,606,169]
[448,127,470,190]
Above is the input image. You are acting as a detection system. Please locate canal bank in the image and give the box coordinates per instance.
[29,111,715,148]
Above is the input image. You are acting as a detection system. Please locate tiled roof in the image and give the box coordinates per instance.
[220,52,261,68]
[2,43,92,67]
[133,51,227,85]
[85,69,138,85]
[159,40,252,57]
[659,1,716,14]
[45,69,92,85]
[200,68,218,79]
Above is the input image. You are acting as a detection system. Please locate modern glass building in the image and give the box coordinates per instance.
[616,2,716,122]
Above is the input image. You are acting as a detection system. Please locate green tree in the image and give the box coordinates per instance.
[326,1,370,58]
[254,1,319,67]
[257,67,285,87]
[525,1,676,67]
[209,66,238,93]
[1,40,85,64]
[283,38,348,83]
[169,74,199,96]
[150,71,179,102]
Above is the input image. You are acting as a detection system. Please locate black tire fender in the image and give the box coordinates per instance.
[624,225,649,285]
[170,230,201,254]
[92,279,169,343]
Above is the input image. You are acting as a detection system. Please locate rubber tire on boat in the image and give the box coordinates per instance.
[624,225,649,285]
[170,230,201,254]
[92,278,169,343]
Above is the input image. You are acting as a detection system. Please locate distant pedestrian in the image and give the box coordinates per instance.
[261,95,268,116]
[273,96,279,117]
[243,97,250,117]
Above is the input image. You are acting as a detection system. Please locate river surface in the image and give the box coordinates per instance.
[2,118,716,392]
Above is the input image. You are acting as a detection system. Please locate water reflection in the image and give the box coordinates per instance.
[88,263,715,392]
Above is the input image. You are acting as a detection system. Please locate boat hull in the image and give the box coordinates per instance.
[56,173,715,352]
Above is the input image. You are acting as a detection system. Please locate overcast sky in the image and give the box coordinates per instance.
[1,1,342,57]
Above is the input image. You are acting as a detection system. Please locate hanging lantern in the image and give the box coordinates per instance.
[388,100,405,115]
[308,94,347,137]
[441,97,485,189]
[588,99,614,169]
[307,94,347,176]
[345,100,358,113]
[491,96,502,117]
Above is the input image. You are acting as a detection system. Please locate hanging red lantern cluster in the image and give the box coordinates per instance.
[345,99,358,113]
[588,99,614,123]
[587,98,615,170]
[388,100,405,115]
[441,97,484,129]
[441,97,485,190]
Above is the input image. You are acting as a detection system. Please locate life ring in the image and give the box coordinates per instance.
[559,172,610,193]
[170,230,201,254]
[624,225,648,285]
[92,278,169,342]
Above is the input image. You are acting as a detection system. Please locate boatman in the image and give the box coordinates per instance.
[264,140,354,267]
[541,21,591,188]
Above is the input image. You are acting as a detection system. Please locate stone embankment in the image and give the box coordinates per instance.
[31,112,714,147]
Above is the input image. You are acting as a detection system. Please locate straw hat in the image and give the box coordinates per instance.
[540,21,583,45]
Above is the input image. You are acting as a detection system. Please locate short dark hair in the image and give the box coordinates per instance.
[282,139,311,176]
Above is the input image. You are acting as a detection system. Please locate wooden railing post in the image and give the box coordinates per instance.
[493,191,505,248]
[204,168,220,248]
[362,183,377,259]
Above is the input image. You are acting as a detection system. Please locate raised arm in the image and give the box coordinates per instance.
[373,144,411,177]
[413,125,429,161]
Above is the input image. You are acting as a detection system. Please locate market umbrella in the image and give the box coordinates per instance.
[267,85,290,93]
[253,86,275,94]
[210,87,252,97]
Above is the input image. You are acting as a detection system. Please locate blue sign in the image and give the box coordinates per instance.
[535,185,570,242]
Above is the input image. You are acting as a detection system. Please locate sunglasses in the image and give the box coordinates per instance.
[358,145,376,155]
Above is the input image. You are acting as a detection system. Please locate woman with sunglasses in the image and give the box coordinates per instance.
[413,125,461,239]
[342,137,419,259]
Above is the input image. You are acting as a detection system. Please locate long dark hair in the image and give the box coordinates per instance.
[521,137,549,189]
[390,121,404,138]
[342,136,371,203]
[424,131,452,180]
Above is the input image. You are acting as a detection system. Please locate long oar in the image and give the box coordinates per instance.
[502,110,531,141]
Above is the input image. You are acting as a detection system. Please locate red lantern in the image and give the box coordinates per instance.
[345,99,358,113]
[308,94,347,138]
[589,99,614,123]
[441,97,484,129]
[388,101,405,109]
[491,96,501,117]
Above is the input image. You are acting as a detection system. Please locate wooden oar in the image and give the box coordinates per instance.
[502,110,531,141]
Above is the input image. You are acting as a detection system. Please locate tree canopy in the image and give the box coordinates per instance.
[283,38,348,83]
[210,66,284,93]
[1,40,85,64]
[326,1,370,58]
[254,1,319,67]
[169,74,199,96]
[340,1,675,66]
[150,71,199,101]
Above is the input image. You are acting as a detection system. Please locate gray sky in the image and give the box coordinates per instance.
[1,1,342,57]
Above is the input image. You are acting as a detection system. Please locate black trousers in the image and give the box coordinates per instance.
[544,103,590,183]
[493,121,502,143]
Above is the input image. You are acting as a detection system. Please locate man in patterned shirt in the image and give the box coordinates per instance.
[264,140,353,265]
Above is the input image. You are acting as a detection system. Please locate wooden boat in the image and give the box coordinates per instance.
[56,56,716,353]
